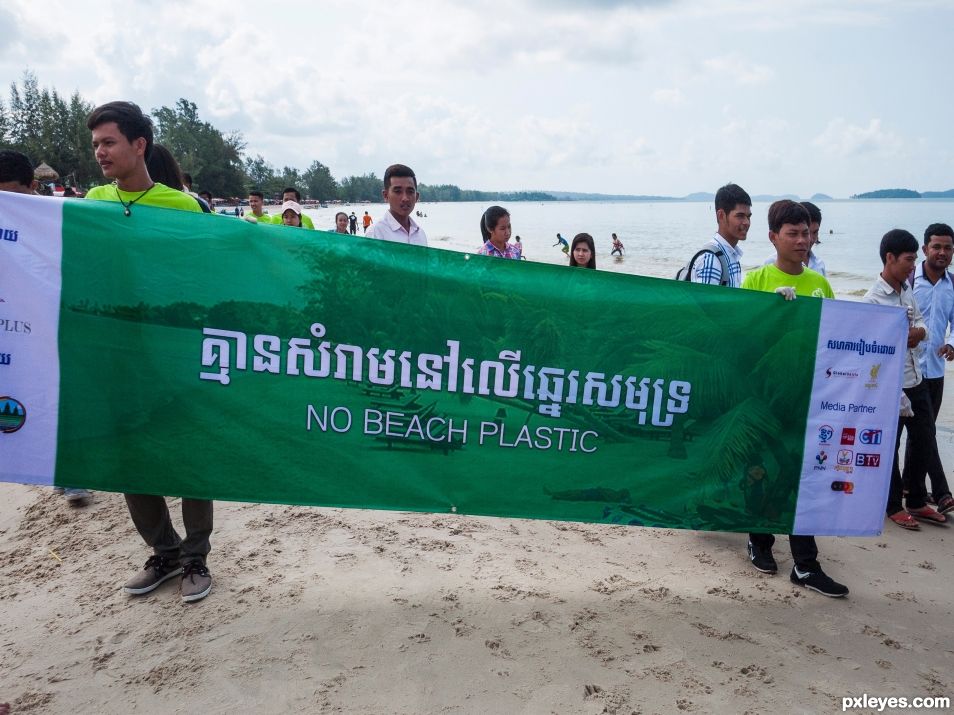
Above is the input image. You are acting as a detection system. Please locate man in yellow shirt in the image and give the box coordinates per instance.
[741,200,846,598]
[85,101,211,604]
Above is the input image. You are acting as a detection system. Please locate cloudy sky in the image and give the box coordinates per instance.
[1,0,950,197]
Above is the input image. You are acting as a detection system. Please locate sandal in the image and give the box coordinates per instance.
[888,511,920,530]
[906,505,947,524]
[935,494,954,515]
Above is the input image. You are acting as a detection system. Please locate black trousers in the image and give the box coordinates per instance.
[888,382,936,513]
[748,532,819,571]
[125,494,213,565]
[908,376,951,499]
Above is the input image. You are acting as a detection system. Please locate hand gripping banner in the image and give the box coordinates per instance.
[0,192,906,535]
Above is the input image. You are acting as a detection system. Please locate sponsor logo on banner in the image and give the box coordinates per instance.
[831,481,854,494]
[0,319,31,335]
[841,428,856,445]
[818,424,834,445]
[826,338,896,357]
[835,449,855,474]
[1,228,19,243]
[0,396,26,434]
[859,429,882,445]
[0,352,10,366]
[826,367,859,379]
[866,364,881,389]
[855,453,881,467]
[814,451,829,471]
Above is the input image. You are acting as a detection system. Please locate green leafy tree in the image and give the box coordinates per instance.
[338,172,381,202]
[303,160,338,201]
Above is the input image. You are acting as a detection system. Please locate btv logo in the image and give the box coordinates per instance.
[859,429,882,445]
[855,453,881,467]
[841,428,856,445]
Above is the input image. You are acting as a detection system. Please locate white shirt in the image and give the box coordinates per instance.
[691,233,743,288]
[863,275,928,388]
[367,210,427,247]
[911,261,954,379]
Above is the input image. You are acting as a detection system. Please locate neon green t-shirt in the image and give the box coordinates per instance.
[85,182,202,213]
[271,212,314,229]
[742,263,834,299]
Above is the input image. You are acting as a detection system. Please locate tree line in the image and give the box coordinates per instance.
[0,71,554,203]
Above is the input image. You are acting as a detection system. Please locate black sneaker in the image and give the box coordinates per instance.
[790,566,848,598]
[124,555,183,595]
[747,540,778,574]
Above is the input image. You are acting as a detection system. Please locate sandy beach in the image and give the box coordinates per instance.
[2,432,953,713]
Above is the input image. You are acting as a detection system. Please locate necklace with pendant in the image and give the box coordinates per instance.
[115,183,156,216]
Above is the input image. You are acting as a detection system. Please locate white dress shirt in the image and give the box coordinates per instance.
[863,275,928,388]
[367,210,428,247]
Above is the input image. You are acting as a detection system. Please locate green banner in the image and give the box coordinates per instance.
[49,199,821,533]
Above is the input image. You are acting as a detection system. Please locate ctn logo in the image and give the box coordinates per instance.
[855,453,881,467]
[0,396,26,434]
[859,429,882,445]
[841,428,856,445]
[818,424,834,443]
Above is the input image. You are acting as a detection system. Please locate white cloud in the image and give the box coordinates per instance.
[812,118,903,158]
[702,54,774,85]
[652,88,684,105]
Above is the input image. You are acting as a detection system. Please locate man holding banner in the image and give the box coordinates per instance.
[740,200,848,597]
[85,101,214,603]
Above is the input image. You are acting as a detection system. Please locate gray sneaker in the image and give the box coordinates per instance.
[124,555,183,595]
[180,561,212,603]
[63,488,92,506]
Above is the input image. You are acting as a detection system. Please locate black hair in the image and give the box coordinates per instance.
[282,187,302,202]
[767,200,810,234]
[569,233,596,269]
[198,190,213,203]
[249,190,264,200]
[799,201,822,224]
[182,172,193,187]
[383,163,416,190]
[879,228,919,264]
[145,144,184,190]
[86,101,154,160]
[924,223,954,246]
[714,183,751,214]
[480,205,510,242]
[0,149,34,187]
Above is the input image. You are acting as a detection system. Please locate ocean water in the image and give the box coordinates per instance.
[301,199,954,299]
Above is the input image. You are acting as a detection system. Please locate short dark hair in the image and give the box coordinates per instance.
[799,201,822,224]
[198,190,213,203]
[383,164,417,190]
[282,187,301,201]
[182,172,193,186]
[767,200,810,234]
[86,101,154,160]
[249,190,264,200]
[569,233,596,269]
[879,228,919,264]
[145,144,184,190]
[0,149,34,187]
[924,223,954,245]
[480,205,510,242]
[714,183,751,214]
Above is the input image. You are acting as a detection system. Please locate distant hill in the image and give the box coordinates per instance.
[852,188,921,199]
[922,189,954,199]
[810,193,833,201]
[683,192,715,202]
